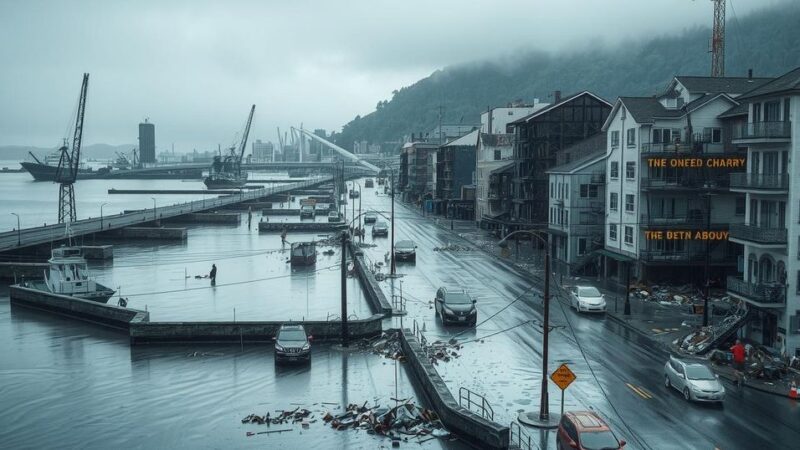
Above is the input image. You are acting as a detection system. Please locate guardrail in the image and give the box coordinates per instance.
[510,422,533,450]
[733,121,791,140]
[458,387,494,422]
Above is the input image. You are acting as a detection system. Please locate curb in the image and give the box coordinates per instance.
[713,369,794,399]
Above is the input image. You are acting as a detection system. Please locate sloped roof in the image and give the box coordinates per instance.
[443,129,479,147]
[509,91,611,125]
[479,133,514,148]
[675,76,774,95]
[618,97,683,123]
[547,149,606,174]
[718,103,749,118]
[737,67,800,100]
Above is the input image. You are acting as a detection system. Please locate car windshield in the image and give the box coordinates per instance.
[396,241,414,249]
[278,329,306,342]
[446,293,472,304]
[579,431,619,450]
[578,287,602,297]
[366,213,376,218]
[375,221,386,227]
[685,365,716,380]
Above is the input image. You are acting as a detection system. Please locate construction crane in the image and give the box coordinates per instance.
[204,104,255,189]
[235,104,255,178]
[710,0,725,77]
[55,73,89,223]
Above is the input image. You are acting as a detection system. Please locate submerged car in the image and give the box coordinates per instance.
[556,411,626,450]
[299,205,315,219]
[349,190,360,199]
[274,324,312,364]
[364,179,374,188]
[328,211,340,222]
[434,287,477,326]
[363,212,378,224]
[569,286,606,313]
[372,220,389,237]
[664,356,725,403]
[394,240,416,262]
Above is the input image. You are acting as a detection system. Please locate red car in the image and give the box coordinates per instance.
[557,411,626,450]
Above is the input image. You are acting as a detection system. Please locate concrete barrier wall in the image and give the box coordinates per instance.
[348,242,393,315]
[0,262,49,281]
[107,227,188,240]
[166,213,241,224]
[258,222,347,232]
[398,328,510,450]
[10,285,150,331]
[261,209,301,216]
[81,245,114,260]
[129,314,384,345]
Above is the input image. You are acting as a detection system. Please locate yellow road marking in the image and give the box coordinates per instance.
[626,383,653,399]
[652,328,663,333]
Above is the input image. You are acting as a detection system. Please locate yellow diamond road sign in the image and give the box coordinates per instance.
[551,363,576,390]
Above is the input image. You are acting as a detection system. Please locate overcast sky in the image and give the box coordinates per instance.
[0,0,778,151]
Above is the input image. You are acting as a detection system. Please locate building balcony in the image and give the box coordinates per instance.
[639,212,705,227]
[726,276,785,308]
[640,143,695,154]
[640,250,736,265]
[729,173,789,192]
[732,121,791,142]
[728,223,787,246]
[641,174,728,190]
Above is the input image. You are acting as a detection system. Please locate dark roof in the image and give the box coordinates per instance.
[509,91,611,125]
[718,103,748,118]
[547,149,606,174]
[737,67,800,100]
[619,97,683,123]
[675,76,774,95]
[479,133,514,147]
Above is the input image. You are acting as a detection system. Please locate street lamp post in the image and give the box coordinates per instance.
[498,229,559,429]
[150,197,157,221]
[100,202,108,229]
[10,213,20,245]
[390,169,396,276]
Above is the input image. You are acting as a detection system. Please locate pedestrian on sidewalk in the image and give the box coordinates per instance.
[247,207,253,230]
[731,339,746,388]
[209,263,217,286]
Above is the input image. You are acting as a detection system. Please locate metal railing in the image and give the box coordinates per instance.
[641,174,729,189]
[729,223,787,245]
[640,250,736,263]
[510,422,533,450]
[729,173,789,190]
[640,142,694,154]
[411,319,428,348]
[726,276,786,305]
[458,387,494,421]
[639,212,704,226]
[734,121,791,140]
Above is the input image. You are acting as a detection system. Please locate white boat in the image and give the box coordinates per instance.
[41,246,115,303]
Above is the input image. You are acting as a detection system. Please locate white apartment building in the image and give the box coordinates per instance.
[480,102,548,134]
[725,67,800,356]
[475,133,515,227]
[252,140,274,162]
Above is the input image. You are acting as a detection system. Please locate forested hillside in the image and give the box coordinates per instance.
[336,2,800,149]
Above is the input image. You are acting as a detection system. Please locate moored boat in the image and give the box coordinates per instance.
[291,242,317,266]
[27,246,116,303]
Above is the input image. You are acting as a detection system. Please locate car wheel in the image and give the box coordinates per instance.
[664,375,671,388]
[683,388,691,401]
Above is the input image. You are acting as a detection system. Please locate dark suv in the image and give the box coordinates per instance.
[434,287,477,326]
[394,240,417,262]
[274,324,312,364]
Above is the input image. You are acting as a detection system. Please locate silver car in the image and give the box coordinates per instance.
[664,357,725,403]
[569,286,607,313]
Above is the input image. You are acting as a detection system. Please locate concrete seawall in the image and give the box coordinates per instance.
[348,242,393,315]
[399,328,509,449]
[261,209,301,216]
[107,227,188,240]
[0,262,49,281]
[258,222,347,232]
[165,213,241,224]
[129,314,384,344]
[10,285,150,331]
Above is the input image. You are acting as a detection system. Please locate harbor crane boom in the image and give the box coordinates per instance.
[291,127,380,174]
[236,104,256,177]
[55,73,89,223]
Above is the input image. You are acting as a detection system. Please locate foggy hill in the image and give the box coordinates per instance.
[336,1,800,149]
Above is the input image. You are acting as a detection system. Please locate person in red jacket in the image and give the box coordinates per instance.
[731,339,746,387]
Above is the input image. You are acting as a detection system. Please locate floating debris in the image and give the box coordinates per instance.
[323,401,447,440]
[433,244,471,252]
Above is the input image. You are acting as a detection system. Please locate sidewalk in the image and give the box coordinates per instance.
[408,203,799,398]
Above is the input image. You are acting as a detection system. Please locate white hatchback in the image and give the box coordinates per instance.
[569,286,607,313]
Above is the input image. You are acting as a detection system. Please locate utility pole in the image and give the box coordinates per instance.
[340,231,349,347]
[624,262,631,316]
[540,251,551,421]
[703,194,712,326]
[391,169,396,275]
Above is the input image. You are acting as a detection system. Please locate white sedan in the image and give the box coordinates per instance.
[569,286,607,313]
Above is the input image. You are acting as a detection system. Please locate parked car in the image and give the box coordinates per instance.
[434,287,477,326]
[299,205,315,219]
[328,211,340,222]
[364,179,374,188]
[274,324,312,364]
[393,240,416,262]
[363,212,378,224]
[664,356,725,403]
[569,286,606,313]
[556,411,626,450]
[372,220,389,237]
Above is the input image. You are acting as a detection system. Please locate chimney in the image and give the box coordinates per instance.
[487,105,493,135]
[748,68,753,80]
[554,90,562,103]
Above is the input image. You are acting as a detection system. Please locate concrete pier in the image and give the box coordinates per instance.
[166,213,241,224]
[258,222,347,232]
[81,245,114,260]
[261,209,301,216]
[107,227,188,240]
[109,188,260,194]
[0,262,48,281]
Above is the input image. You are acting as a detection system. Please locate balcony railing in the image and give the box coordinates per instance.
[733,121,791,140]
[640,143,695,154]
[641,174,729,190]
[729,223,787,245]
[729,173,789,190]
[640,213,704,226]
[726,276,785,306]
[640,250,735,264]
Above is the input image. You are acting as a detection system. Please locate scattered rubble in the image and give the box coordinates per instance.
[357,331,405,361]
[323,401,448,441]
[423,338,462,365]
[433,243,471,252]
[241,407,313,426]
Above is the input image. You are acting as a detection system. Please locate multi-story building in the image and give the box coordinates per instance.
[399,141,439,204]
[510,91,612,231]
[427,124,479,144]
[435,129,478,218]
[480,102,548,134]
[252,140,274,162]
[547,149,607,276]
[602,74,774,286]
[475,132,515,229]
[138,119,156,164]
[723,67,800,355]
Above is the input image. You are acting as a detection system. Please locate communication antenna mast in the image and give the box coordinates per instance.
[710,0,725,77]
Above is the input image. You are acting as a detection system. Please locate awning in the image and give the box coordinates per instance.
[596,248,636,263]
[489,161,516,175]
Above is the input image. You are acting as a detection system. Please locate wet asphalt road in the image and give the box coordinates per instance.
[353,180,799,450]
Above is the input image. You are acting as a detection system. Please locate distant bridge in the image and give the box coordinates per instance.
[66,161,374,180]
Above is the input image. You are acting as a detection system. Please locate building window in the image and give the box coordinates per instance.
[578,238,588,256]
[610,192,618,210]
[627,128,636,147]
[580,184,599,198]
[564,211,569,226]
[625,194,635,212]
[550,182,554,198]
[626,162,635,179]
[609,224,617,241]
[565,183,569,199]
[735,197,745,216]
[611,131,620,148]
[624,226,633,244]
[712,128,722,143]
[494,150,501,160]
[610,162,619,179]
